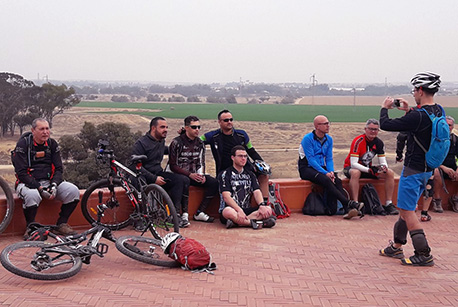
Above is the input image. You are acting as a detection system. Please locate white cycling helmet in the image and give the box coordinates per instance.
[254,160,272,175]
[160,232,181,253]
[410,72,441,90]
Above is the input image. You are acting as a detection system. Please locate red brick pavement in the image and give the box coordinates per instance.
[1,211,458,306]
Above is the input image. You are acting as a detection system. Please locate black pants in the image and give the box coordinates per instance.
[299,166,350,213]
[182,174,218,213]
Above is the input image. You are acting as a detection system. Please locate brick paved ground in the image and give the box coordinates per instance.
[1,211,458,306]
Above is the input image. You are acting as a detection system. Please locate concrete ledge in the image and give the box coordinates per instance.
[2,176,457,236]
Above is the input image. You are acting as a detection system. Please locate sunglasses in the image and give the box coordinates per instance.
[222,118,233,122]
[188,125,201,129]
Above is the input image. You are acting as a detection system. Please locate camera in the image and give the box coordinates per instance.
[393,99,401,107]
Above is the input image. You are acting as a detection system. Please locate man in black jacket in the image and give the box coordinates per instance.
[379,72,443,266]
[12,118,80,238]
[132,117,189,227]
[201,110,270,200]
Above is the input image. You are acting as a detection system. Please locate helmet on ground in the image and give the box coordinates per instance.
[160,232,181,253]
[410,72,441,90]
[254,160,272,175]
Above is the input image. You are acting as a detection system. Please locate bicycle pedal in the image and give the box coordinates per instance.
[97,243,109,255]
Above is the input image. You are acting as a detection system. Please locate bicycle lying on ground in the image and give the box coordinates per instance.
[1,205,180,280]
[0,175,14,234]
[80,140,179,240]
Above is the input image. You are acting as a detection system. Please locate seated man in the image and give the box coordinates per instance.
[201,109,270,200]
[219,145,276,229]
[132,117,189,228]
[431,115,458,212]
[298,115,363,219]
[343,118,399,215]
[12,118,80,238]
[168,116,218,223]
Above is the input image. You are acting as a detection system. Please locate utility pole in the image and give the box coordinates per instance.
[310,74,318,105]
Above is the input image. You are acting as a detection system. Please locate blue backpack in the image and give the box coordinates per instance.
[413,105,450,169]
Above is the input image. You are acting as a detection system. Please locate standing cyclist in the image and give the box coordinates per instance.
[379,72,444,266]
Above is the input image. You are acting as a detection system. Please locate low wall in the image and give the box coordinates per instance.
[1,177,457,236]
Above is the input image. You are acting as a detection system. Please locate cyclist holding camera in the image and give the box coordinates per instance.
[343,118,399,215]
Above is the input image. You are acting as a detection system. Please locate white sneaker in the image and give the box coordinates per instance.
[193,212,215,223]
[180,213,190,228]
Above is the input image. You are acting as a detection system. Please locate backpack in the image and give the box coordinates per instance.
[11,131,34,169]
[413,105,450,169]
[168,236,216,272]
[302,192,327,216]
[267,181,291,218]
[361,183,386,215]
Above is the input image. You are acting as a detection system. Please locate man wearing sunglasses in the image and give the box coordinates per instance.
[342,118,398,216]
[168,116,218,223]
[201,109,270,200]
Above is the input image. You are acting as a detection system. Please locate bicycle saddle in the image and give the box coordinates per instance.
[130,155,147,163]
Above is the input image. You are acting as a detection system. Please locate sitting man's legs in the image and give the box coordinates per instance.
[220,205,275,229]
[191,175,218,223]
[161,171,189,227]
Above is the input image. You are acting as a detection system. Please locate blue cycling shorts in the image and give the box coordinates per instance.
[397,169,433,211]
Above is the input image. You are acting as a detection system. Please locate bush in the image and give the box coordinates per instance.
[61,121,142,189]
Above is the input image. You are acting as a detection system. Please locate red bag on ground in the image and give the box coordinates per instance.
[168,237,216,271]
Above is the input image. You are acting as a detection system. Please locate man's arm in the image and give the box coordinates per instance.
[131,139,158,183]
[168,139,191,176]
[12,140,40,189]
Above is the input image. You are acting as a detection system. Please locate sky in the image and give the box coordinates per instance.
[2,0,458,85]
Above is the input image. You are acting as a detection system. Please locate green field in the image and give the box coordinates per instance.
[77,101,458,123]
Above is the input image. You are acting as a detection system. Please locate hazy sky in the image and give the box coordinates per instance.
[2,0,458,85]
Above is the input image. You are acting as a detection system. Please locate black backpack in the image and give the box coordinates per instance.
[303,192,328,216]
[361,183,386,215]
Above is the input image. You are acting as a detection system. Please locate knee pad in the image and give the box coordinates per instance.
[410,229,431,256]
[393,218,408,245]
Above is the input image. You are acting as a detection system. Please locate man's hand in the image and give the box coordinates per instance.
[48,183,57,200]
[382,96,409,111]
[155,176,166,185]
[326,172,335,183]
[257,204,271,219]
[39,187,52,199]
[189,173,205,183]
[369,166,381,176]
[234,208,249,224]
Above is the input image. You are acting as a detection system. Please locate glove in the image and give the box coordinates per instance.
[40,187,52,199]
[369,166,380,176]
[396,154,403,163]
[48,183,58,199]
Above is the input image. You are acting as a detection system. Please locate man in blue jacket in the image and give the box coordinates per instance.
[298,115,363,219]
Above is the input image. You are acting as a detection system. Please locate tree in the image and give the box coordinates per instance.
[13,112,38,135]
[0,72,36,136]
[34,83,80,128]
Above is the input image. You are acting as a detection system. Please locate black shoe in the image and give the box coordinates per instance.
[384,203,399,215]
[250,219,262,230]
[343,201,364,220]
[226,219,237,229]
[379,241,404,259]
[262,217,276,228]
[401,254,434,266]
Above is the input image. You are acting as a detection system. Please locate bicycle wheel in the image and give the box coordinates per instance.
[81,178,136,230]
[0,241,82,280]
[116,235,180,267]
[144,184,179,240]
[0,176,14,234]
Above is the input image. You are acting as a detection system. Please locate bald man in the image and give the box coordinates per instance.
[298,115,364,219]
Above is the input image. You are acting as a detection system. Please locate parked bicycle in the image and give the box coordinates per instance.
[1,205,179,280]
[81,140,179,240]
[0,176,14,234]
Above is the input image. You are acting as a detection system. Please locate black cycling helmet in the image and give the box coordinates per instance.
[410,72,441,91]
